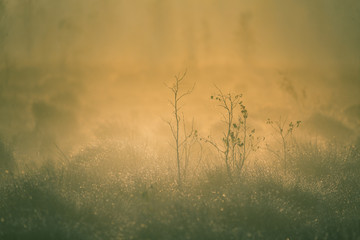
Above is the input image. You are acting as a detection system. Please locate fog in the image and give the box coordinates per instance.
[0,0,360,161]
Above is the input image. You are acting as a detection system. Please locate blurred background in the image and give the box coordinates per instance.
[0,0,359,163]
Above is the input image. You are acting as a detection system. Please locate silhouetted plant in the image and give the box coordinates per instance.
[202,87,261,180]
[166,71,195,187]
[180,116,201,180]
[266,117,301,175]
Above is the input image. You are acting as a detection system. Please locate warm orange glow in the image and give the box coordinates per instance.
[0,0,359,159]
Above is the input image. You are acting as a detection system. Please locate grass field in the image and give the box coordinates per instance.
[1,139,359,240]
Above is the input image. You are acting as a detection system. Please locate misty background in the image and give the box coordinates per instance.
[0,0,359,163]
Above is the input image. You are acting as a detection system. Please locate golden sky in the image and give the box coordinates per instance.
[0,0,359,159]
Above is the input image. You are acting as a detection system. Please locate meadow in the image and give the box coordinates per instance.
[1,134,359,239]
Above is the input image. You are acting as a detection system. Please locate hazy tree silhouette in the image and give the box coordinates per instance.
[166,71,195,187]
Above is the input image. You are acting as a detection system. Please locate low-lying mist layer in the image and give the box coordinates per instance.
[0,66,359,239]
